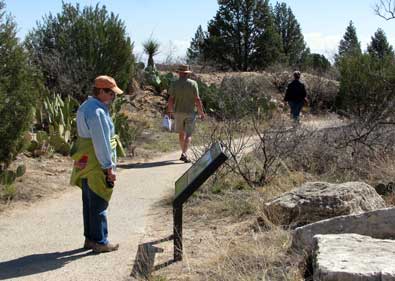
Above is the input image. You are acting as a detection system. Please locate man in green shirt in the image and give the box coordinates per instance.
[167,64,205,163]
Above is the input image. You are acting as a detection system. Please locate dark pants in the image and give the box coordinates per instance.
[288,101,304,121]
[82,179,109,245]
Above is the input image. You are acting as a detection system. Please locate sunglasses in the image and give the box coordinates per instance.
[104,89,115,96]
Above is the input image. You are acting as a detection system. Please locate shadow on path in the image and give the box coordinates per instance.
[118,160,185,169]
[130,236,176,279]
[0,248,93,280]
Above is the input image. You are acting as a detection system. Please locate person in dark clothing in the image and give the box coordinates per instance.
[284,71,307,122]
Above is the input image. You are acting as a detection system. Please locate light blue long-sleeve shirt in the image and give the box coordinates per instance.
[76,96,116,170]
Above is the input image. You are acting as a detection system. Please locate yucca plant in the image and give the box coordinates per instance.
[143,39,160,69]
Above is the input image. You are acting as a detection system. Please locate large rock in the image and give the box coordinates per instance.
[313,234,395,281]
[292,207,395,253]
[265,182,385,227]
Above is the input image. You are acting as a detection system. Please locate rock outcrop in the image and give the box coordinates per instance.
[313,233,395,281]
[265,182,385,227]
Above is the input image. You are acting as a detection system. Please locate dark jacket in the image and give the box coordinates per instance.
[284,80,307,103]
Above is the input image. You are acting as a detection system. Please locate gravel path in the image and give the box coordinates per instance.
[0,151,190,281]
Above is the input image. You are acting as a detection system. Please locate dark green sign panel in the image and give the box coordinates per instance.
[174,143,228,204]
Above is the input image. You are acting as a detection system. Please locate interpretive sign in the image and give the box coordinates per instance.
[173,142,228,261]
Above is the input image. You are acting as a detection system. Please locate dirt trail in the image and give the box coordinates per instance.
[0,151,190,281]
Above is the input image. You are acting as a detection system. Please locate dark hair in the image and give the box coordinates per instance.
[293,71,301,80]
[93,87,112,96]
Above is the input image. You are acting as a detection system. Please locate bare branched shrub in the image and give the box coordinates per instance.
[192,114,312,189]
[219,74,276,120]
[269,71,291,93]
[305,74,339,113]
[288,121,395,182]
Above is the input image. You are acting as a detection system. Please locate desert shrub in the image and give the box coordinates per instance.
[0,1,40,168]
[336,53,395,123]
[305,74,339,113]
[159,72,177,92]
[196,79,222,115]
[287,122,395,183]
[219,74,276,120]
[25,2,135,102]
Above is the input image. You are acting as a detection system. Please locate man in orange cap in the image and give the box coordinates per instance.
[167,65,205,163]
[70,75,123,253]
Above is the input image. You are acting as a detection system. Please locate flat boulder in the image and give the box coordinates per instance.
[292,207,395,253]
[313,233,395,281]
[264,181,385,227]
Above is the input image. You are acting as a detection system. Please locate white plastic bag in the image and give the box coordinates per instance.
[162,115,173,131]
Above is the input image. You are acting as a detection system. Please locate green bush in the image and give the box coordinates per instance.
[0,1,40,168]
[196,80,222,115]
[160,72,177,92]
[25,2,135,102]
[336,53,395,122]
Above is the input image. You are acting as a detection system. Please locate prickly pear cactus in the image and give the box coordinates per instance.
[36,131,49,144]
[16,165,26,178]
[0,170,17,185]
[27,140,39,153]
[50,135,70,155]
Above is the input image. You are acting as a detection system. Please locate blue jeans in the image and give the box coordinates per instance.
[288,101,304,121]
[82,179,109,245]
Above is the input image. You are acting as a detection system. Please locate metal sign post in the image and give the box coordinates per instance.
[173,143,228,261]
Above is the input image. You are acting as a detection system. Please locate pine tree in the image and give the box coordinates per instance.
[274,2,307,65]
[0,1,39,166]
[186,25,206,64]
[204,0,256,70]
[336,21,361,62]
[203,0,284,70]
[252,0,283,68]
[367,28,394,60]
[26,3,135,102]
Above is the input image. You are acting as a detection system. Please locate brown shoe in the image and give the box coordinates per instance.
[92,242,119,253]
[83,238,95,250]
[180,154,191,163]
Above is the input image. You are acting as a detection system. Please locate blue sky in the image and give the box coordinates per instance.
[5,0,395,62]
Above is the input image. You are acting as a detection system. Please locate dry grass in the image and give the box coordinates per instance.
[144,169,307,281]
[203,227,304,281]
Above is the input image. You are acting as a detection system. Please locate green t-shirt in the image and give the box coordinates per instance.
[168,78,199,113]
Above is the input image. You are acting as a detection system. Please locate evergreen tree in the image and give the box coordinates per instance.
[186,25,206,64]
[336,21,361,63]
[302,53,331,73]
[274,2,307,65]
[204,0,256,70]
[203,0,283,70]
[26,3,135,102]
[252,0,283,68]
[0,1,40,166]
[367,28,394,60]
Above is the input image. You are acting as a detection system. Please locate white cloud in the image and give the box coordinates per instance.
[304,32,342,60]
[157,39,190,63]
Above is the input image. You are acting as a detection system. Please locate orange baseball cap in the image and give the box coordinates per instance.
[94,75,123,95]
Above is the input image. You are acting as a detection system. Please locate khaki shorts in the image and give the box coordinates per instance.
[174,112,196,136]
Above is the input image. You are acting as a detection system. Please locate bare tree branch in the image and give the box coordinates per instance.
[375,0,395,20]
